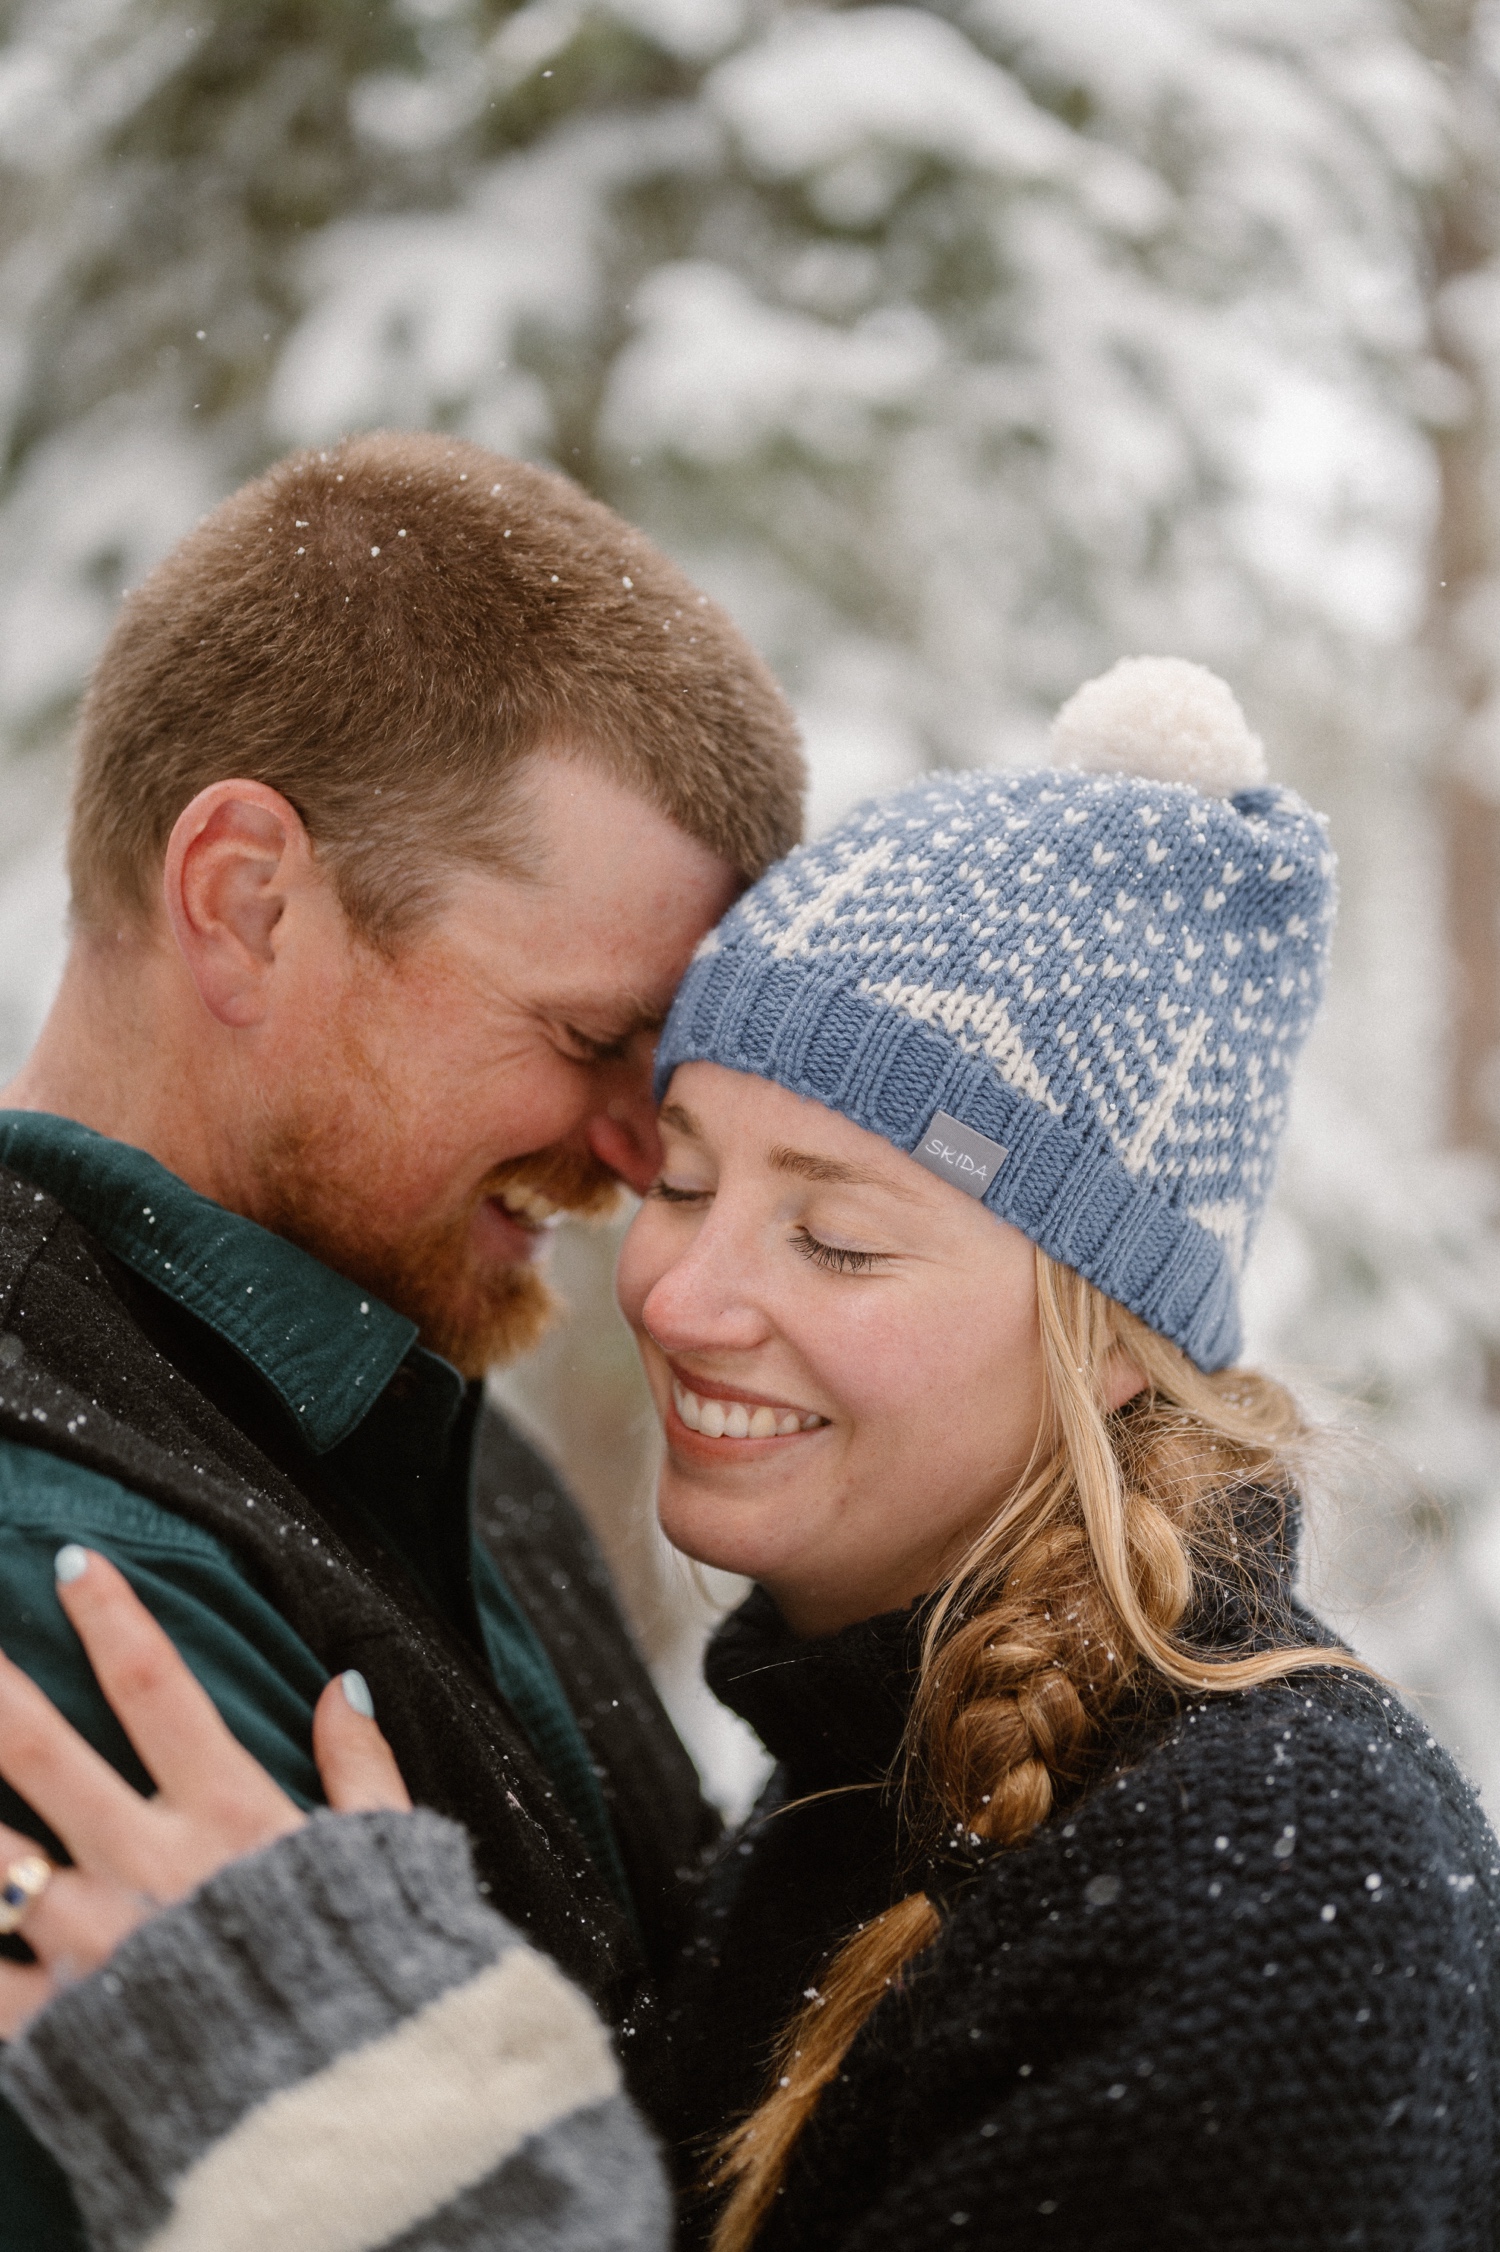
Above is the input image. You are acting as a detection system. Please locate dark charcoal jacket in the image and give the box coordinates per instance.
[666,1575,1500,2250]
[0,1162,715,2026]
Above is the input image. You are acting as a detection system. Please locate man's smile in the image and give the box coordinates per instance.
[473,1196,554,1266]
[472,1154,622,1270]
[495,1181,567,1227]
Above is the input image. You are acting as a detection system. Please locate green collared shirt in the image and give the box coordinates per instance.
[0,1112,630,2250]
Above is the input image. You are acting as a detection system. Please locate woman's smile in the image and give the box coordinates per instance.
[668,1371,829,1443]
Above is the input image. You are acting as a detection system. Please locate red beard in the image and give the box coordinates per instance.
[250,1120,621,1379]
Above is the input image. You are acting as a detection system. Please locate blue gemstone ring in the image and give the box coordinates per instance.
[0,1852,52,1935]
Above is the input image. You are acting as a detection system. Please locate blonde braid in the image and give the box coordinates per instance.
[708,1250,1350,2252]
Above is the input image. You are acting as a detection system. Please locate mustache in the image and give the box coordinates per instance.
[479,1145,624,1223]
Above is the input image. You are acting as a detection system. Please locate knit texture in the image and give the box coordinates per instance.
[656,764,1334,1368]
[2,1811,672,2252]
[666,1579,1500,2252]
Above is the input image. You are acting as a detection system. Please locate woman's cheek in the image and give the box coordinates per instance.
[817,1350,934,1456]
[832,1303,957,1422]
[833,1324,1017,1504]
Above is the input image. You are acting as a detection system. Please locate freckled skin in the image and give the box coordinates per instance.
[6,757,740,1357]
[616,1061,1059,1638]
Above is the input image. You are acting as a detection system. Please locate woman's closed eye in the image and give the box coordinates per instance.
[648,1177,712,1205]
[793,1227,892,1276]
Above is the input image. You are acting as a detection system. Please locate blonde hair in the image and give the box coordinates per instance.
[710,1247,1349,2251]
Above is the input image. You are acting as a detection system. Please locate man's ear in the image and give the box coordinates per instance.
[161,782,317,1029]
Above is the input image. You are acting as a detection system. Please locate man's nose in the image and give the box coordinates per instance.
[585,1083,663,1195]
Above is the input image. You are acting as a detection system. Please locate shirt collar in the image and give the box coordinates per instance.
[0,1111,420,1453]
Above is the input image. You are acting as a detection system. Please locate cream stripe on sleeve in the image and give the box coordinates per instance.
[142,1946,621,2252]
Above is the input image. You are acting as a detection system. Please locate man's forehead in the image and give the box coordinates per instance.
[440,874,699,1021]
[434,790,732,1025]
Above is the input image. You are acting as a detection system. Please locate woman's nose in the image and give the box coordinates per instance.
[640,1227,769,1355]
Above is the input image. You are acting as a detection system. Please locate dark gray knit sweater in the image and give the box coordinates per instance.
[663,1585,1500,2250]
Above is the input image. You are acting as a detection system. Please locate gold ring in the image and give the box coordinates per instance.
[0,1853,52,1935]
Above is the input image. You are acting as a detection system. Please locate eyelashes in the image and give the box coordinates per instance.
[557,1026,630,1064]
[646,1182,891,1276]
[792,1228,887,1276]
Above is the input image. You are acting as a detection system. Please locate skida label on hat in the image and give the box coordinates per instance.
[912,1112,1008,1200]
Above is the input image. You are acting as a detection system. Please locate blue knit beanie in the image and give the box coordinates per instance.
[656,657,1336,1371]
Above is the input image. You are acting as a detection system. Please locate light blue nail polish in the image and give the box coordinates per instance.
[340,1669,374,1719]
[55,1544,89,1585]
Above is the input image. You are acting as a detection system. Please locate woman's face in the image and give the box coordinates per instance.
[616,1062,1050,1637]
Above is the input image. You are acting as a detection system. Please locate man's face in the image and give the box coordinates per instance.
[241,756,741,1375]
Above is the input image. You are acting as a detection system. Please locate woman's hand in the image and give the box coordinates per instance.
[0,1546,411,2036]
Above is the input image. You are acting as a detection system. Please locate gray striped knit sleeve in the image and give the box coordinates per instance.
[0,1809,671,2252]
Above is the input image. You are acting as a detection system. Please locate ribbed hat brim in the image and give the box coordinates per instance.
[656,943,1241,1372]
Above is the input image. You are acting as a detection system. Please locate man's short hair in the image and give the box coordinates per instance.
[69,431,805,942]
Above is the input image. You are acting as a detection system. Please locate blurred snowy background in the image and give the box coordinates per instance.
[2,0,1500,1814]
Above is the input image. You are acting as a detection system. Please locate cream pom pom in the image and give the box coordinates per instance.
[1049,656,1267,795]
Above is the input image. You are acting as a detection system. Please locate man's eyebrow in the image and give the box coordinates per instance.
[767,1144,920,1197]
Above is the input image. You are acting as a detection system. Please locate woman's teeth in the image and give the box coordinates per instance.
[672,1382,826,1440]
[496,1183,564,1227]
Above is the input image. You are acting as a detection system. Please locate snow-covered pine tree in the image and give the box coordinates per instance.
[1,0,1498,1793]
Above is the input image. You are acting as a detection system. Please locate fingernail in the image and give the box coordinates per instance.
[55,1545,89,1585]
[340,1669,374,1719]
